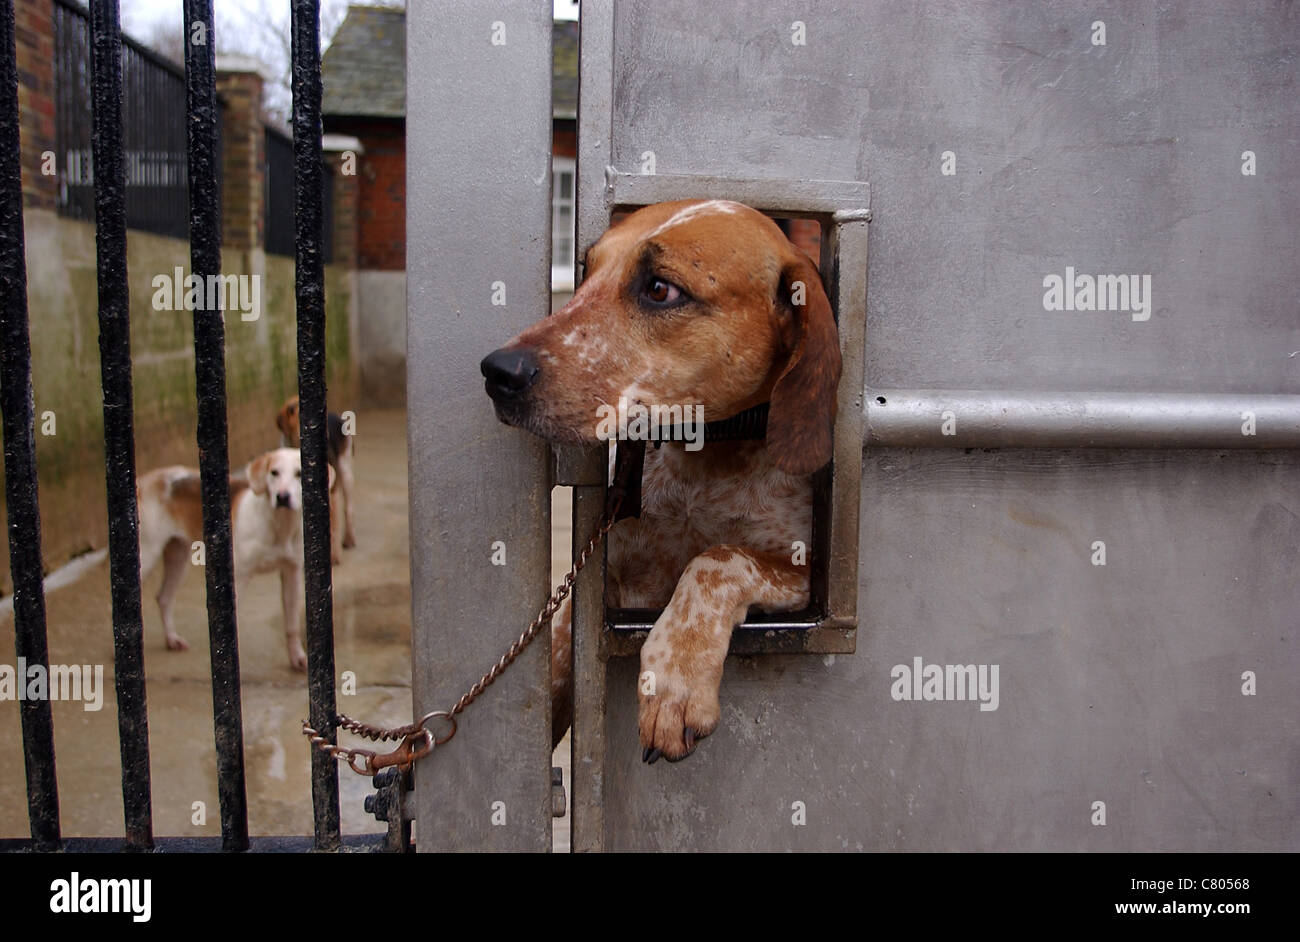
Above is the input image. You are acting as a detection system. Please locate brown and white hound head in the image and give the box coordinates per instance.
[480,199,842,475]
[275,396,302,448]
[247,447,331,512]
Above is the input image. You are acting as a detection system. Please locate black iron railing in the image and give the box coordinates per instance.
[267,126,333,262]
[0,0,59,854]
[55,0,202,241]
[0,0,341,853]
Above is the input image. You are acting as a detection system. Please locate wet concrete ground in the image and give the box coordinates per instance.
[1,407,575,849]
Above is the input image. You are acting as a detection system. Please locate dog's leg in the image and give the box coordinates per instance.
[339,446,356,549]
[155,537,192,652]
[638,546,808,762]
[281,565,307,671]
[551,596,573,750]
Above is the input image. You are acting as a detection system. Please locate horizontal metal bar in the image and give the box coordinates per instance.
[605,169,870,216]
[603,620,856,658]
[865,389,1300,449]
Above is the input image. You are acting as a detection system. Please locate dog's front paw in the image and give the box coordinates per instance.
[637,633,722,764]
[342,533,356,549]
[288,645,308,672]
[165,634,190,652]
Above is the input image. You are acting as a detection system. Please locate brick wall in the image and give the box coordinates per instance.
[325,146,360,269]
[16,0,55,210]
[553,123,576,159]
[787,218,822,262]
[215,68,266,250]
[324,118,405,270]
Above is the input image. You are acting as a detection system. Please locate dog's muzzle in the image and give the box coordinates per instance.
[275,492,293,509]
[480,347,540,402]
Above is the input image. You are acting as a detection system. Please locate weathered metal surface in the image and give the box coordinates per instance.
[607,169,870,217]
[407,1,555,851]
[291,0,342,852]
[0,0,60,852]
[183,0,249,854]
[585,0,1299,850]
[89,0,152,852]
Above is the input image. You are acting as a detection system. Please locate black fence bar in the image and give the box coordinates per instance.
[0,0,60,852]
[89,0,152,851]
[291,0,341,851]
[183,0,249,853]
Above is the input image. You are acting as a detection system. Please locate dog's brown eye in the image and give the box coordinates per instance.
[270,469,279,477]
[295,470,301,478]
[642,277,683,307]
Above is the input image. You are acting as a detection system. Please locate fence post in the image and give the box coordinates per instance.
[215,57,266,253]
[406,0,555,851]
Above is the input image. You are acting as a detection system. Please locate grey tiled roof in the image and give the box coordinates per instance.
[322,8,579,120]
[322,6,407,119]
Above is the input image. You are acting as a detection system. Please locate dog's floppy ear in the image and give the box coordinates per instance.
[248,452,272,496]
[768,252,842,476]
[276,396,299,442]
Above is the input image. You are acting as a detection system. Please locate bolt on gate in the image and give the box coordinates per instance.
[0,0,355,852]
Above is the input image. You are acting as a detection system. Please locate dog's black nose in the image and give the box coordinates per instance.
[275,492,292,508]
[480,347,540,399]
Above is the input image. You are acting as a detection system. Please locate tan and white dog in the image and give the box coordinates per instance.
[137,447,330,671]
[481,199,842,762]
[275,395,356,564]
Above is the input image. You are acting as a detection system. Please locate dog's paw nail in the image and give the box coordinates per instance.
[684,727,696,751]
[644,747,663,765]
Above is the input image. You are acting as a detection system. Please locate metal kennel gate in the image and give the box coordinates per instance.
[410,0,1300,852]
[0,0,348,852]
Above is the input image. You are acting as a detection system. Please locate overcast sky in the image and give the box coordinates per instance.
[121,0,579,49]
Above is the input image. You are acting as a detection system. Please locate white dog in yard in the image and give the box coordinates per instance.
[136,447,330,671]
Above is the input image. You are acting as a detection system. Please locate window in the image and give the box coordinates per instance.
[552,157,576,291]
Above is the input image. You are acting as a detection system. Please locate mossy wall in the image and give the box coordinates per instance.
[0,209,359,593]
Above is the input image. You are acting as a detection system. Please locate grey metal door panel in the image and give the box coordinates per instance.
[575,0,1299,852]
[601,448,1298,851]
[406,1,555,851]
[609,0,1299,393]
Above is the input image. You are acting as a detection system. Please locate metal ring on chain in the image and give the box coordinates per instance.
[417,710,458,746]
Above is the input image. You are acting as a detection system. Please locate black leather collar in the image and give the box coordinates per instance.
[651,401,769,446]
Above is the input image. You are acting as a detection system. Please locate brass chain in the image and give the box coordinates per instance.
[302,490,623,776]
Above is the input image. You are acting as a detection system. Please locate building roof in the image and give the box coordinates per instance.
[322,7,578,120]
